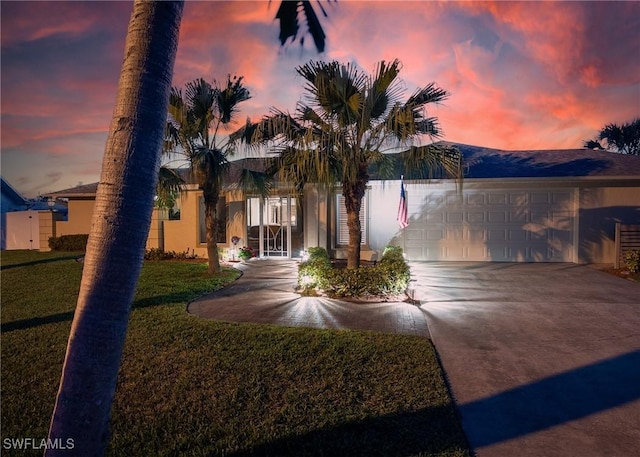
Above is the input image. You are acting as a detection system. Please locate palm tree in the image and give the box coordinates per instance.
[46,2,183,455]
[274,0,334,53]
[584,118,640,155]
[234,59,462,268]
[164,75,259,274]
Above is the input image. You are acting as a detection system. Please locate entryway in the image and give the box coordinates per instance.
[246,196,303,258]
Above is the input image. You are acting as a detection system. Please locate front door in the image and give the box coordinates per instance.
[246,196,303,258]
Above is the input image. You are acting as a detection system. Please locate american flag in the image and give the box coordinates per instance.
[397,180,409,228]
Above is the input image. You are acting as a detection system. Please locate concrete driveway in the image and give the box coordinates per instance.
[189,260,640,456]
[411,262,640,457]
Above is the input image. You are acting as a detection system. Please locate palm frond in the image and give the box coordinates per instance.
[185,79,215,138]
[156,167,185,209]
[367,59,403,120]
[215,75,251,124]
[405,83,449,107]
[237,168,273,198]
[274,0,330,53]
[400,143,462,181]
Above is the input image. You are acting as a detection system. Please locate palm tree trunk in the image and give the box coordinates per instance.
[46,2,183,456]
[343,179,366,269]
[204,193,222,274]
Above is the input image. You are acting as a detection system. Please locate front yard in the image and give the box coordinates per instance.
[1,250,470,456]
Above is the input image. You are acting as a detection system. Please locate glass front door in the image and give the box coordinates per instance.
[246,196,302,258]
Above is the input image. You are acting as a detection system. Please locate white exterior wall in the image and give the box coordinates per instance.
[363,178,639,264]
[577,183,640,264]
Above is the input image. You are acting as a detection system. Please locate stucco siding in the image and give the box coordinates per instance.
[577,184,640,264]
[55,199,94,236]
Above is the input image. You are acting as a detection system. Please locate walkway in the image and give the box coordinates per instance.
[188,259,640,457]
[188,259,429,336]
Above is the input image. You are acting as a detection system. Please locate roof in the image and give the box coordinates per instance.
[43,144,640,199]
[1,177,28,209]
[44,182,99,198]
[455,143,640,179]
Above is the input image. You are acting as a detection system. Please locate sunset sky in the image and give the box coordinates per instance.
[2,1,639,198]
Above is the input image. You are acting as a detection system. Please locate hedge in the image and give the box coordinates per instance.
[297,245,411,299]
[48,234,89,252]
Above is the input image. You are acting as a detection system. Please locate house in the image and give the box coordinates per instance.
[40,144,640,265]
[1,177,67,250]
[1,177,29,249]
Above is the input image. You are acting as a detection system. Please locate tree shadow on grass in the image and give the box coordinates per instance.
[0,291,206,333]
[0,311,76,332]
[225,405,471,457]
[0,255,80,270]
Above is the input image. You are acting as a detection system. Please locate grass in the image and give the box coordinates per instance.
[1,250,470,457]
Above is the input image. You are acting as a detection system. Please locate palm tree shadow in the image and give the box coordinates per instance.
[459,350,640,448]
[0,255,81,270]
[0,311,76,332]
[1,292,200,333]
[224,405,470,457]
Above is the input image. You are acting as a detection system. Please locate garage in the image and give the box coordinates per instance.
[401,185,576,262]
[363,144,640,264]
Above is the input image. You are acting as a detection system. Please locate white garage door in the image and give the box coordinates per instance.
[402,187,576,262]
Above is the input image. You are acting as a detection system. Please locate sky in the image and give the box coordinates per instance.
[1,1,639,198]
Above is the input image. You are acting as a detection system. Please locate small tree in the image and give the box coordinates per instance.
[583,118,640,155]
[165,76,257,274]
[235,59,461,268]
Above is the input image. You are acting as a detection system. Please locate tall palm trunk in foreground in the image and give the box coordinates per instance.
[46,2,183,455]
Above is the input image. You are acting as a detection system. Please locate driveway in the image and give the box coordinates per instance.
[412,262,640,457]
[189,260,640,457]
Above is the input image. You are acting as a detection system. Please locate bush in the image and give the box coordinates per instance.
[238,246,257,260]
[144,248,198,261]
[298,247,331,292]
[48,234,89,252]
[297,246,411,299]
[624,250,640,273]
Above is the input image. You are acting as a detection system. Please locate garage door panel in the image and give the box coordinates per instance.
[447,212,464,223]
[508,229,529,241]
[488,229,507,241]
[400,188,575,262]
[468,194,485,205]
[488,211,507,222]
[531,192,551,204]
[488,193,507,205]
[467,212,485,223]
[509,210,529,223]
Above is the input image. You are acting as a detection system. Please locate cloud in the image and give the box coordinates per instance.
[1,1,638,197]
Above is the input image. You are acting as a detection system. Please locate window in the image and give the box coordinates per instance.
[198,195,227,244]
[336,193,367,246]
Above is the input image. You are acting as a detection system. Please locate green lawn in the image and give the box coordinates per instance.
[1,250,470,457]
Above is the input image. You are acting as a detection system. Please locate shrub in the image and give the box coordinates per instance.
[298,247,331,292]
[48,234,89,252]
[297,246,411,299]
[624,250,640,273]
[238,246,256,260]
[144,248,198,261]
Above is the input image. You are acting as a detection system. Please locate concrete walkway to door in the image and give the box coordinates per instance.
[187,259,429,336]
[411,262,640,457]
[188,259,640,457]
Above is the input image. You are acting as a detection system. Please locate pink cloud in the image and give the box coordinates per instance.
[1,1,638,197]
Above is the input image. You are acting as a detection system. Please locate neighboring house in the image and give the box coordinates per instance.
[40,144,640,264]
[1,177,29,249]
[1,177,68,250]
